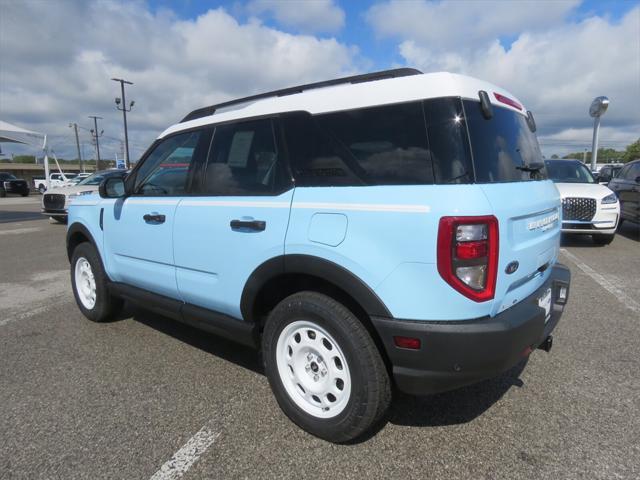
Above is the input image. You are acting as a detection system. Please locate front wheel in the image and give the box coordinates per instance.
[592,233,615,246]
[38,185,46,194]
[70,242,123,322]
[262,292,391,443]
[0,188,6,198]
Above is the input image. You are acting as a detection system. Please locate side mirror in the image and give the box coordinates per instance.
[99,177,126,198]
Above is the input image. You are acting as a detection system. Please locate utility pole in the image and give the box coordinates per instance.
[69,123,83,172]
[88,115,103,170]
[112,78,134,169]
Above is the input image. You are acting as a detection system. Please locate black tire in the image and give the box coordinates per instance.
[592,233,615,245]
[0,188,6,198]
[38,185,46,194]
[70,242,123,322]
[21,191,29,197]
[51,215,67,224]
[262,291,391,443]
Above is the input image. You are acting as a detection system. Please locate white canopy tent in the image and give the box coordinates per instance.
[0,120,55,190]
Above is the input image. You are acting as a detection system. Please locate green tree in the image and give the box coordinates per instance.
[623,139,640,162]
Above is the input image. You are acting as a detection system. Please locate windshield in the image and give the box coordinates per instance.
[545,161,596,184]
[463,100,546,183]
[0,173,17,180]
[77,172,107,186]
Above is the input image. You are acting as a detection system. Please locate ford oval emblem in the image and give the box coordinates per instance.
[506,261,519,274]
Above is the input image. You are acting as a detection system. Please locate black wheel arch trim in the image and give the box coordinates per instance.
[240,254,392,321]
[66,222,98,261]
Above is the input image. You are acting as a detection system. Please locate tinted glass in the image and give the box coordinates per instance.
[464,100,546,183]
[625,162,640,181]
[545,161,595,183]
[282,112,364,187]
[313,102,433,185]
[203,119,288,195]
[423,98,473,184]
[0,173,16,180]
[135,130,203,195]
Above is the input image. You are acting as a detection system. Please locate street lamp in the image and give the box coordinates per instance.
[589,96,610,171]
[112,77,134,169]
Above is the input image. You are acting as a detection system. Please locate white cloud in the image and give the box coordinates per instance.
[247,0,345,34]
[0,1,358,160]
[368,1,640,157]
[367,0,580,49]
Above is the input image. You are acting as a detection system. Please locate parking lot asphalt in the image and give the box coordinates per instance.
[1,197,639,480]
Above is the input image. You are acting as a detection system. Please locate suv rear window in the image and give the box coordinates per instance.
[463,100,546,183]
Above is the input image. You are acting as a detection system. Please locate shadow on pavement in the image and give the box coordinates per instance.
[616,221,639,242]
[129,302,528,440]
[388,359,527,428]
[0,210,44,223]
[130,305,263,375]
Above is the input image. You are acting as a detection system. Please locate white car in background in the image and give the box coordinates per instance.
[545,159,620,245]
[41,169,128,223]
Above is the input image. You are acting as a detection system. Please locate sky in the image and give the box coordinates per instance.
[0,0,638,161]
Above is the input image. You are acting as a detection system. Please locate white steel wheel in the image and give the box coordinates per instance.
[74,256,96,310]
[276,320,352,419]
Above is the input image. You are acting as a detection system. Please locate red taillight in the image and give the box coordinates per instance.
[493,92,522,111]
[455,240,488,259]
[437,216,499,302]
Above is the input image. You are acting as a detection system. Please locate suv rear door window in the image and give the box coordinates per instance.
[203,119,289,196]
[463,100,545,183]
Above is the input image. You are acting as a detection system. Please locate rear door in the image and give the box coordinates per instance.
[173,117,293,319]
[102,129,209,299]
[462,99,561,315]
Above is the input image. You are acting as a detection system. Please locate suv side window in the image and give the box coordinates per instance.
[314,101,434,185]
[202,118,289,196]
[135,130,205,196]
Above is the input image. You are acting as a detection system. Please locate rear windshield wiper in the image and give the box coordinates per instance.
[516,162,544,173]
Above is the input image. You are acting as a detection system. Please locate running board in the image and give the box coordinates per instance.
[108,282,258,347]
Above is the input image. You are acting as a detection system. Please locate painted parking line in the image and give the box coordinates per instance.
[149,422,221,480]
[560,248,640,315]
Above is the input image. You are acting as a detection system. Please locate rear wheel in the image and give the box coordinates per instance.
[263,292,390,443]
[592,233,615,245]
[71,242,123,322]
[0,188,6,198]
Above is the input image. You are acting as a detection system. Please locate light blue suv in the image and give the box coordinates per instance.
[67,68,571,442]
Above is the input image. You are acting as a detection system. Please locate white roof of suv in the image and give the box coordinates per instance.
[161,69,526,139]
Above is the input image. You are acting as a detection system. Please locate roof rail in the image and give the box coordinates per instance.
[180,67,423,123]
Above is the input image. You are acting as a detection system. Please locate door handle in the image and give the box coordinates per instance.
[143,213,166,224]
[230,219,266,231]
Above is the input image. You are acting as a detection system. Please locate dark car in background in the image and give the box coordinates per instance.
[595,164,623,185]
[0,172,30,197]
[608,159,640,225]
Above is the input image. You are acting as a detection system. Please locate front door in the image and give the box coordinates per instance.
[103,129,211,299]
[174,118,293,319]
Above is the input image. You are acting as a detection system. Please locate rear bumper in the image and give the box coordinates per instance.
[371,263,571,396]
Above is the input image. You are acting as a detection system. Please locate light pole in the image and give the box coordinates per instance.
[112,78,134,169]
[88,115,103,170]
[589,96,610,171]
